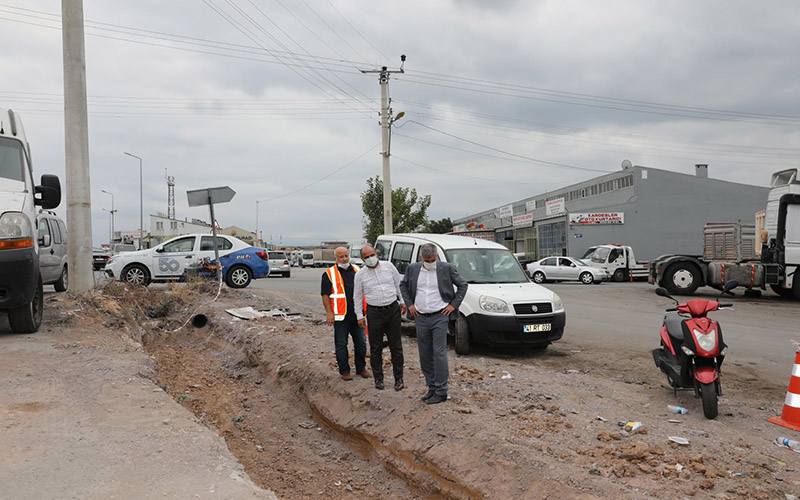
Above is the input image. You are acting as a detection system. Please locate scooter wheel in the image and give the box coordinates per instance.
[700,382,718,419]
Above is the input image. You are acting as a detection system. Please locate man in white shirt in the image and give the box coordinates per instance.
[354,245,407,391]
[400,243,468,404]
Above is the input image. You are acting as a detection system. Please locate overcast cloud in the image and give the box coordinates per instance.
[1,0,798,246]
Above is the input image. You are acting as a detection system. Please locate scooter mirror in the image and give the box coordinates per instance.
[655,287,671,298]
[722,280,739,292]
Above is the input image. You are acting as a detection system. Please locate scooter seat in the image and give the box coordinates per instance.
[664,312,685,342]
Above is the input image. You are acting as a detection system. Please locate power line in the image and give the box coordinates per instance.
[256,141,380,203]
[323,0,392,63]
[404,120,611,173]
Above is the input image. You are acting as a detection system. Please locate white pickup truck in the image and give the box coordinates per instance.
[580,244,649,282]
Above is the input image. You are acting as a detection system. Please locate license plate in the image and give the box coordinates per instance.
[523,323,551,333]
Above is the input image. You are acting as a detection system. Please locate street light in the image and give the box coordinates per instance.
[100,189,116,244]
[123,152,143,249]
[102,208,113,243]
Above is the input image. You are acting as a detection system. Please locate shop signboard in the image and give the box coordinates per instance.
[494,204,513,219]
[546,197,565,216]
[569,212,624,225]
[512,213,534,228]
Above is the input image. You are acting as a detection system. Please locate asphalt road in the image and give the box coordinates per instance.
[251,266,799,385]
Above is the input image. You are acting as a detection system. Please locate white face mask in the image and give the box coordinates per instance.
[422,261,436,271]
[364,256,379,267]
[338,261,351,270]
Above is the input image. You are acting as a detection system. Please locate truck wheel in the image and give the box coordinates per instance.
[226,265,252,288]
[123,264,151,286]
[9,275,43,333]
[793,279,800,300]
[54,265,68,292]
[454,316,470,355]
[664,262,700,295]
[579,272,594,285]
[770,284,794,298]
[612,269,627,282]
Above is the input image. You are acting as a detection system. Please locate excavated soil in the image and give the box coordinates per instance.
[71,281,800,499]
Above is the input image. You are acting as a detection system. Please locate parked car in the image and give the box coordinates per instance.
[373,233,566,354]
[37,210,68,291]
[93,247,111,270]
[104,233,269,288]
[526,256,609,284]
[268,251,291,277]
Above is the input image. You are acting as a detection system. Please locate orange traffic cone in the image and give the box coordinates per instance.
[769,349,800,431]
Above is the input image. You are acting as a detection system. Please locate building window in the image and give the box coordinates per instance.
[156,221,163,230]
[537,221,567,258]
[170,221,177,230]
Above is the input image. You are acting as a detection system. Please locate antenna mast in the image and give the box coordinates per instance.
[165,168,175,220]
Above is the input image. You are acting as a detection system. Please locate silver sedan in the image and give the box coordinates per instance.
[526,256,609,284]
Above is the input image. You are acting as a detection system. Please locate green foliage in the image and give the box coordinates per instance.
[361,176,431,244]
[425,217,453,234]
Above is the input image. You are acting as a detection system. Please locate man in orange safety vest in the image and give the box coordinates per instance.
[321,246,370,381]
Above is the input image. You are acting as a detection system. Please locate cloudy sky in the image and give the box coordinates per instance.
[1,1,799,246]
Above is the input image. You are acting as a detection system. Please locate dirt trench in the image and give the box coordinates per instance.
[95,283,800,500]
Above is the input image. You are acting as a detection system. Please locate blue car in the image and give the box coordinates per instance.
[188,247,270,288]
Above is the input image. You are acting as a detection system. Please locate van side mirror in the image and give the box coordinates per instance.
[39,234,51,247]
[35,175,61,209]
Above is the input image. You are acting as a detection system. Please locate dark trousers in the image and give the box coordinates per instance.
[333,316,367,375]
[415,313,450,396]
[366,302,404,382]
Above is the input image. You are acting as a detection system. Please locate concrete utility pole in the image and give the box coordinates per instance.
[61,0,93,292]
[361,55,406,235]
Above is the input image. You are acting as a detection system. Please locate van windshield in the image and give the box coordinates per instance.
[0,137,25,183]
[444,248,529,284]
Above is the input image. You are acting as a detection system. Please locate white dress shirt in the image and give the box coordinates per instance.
[415,264,449,313]
[353,262,403,320]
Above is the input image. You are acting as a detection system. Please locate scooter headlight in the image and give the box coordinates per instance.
[693,328,717,352]
[681,345,694,356]
[720,346,728,356]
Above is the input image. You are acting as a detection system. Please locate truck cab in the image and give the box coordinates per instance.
[580,244,649,282]
[1,109,62,333]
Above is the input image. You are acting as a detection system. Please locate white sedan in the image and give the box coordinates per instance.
[105,233,251,286]
[526,256,609,284]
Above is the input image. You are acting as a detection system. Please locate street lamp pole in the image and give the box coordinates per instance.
[101,189,116,244]
[124,152,143,249]
[255,200,260,247]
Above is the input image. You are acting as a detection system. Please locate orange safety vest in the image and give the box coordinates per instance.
[327,264,364,321]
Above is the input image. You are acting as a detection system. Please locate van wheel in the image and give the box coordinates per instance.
[226,265,252,288]
[123,264,151,286]
[454,316,470,355]
[54,266,68,292]
[9,275,43,333]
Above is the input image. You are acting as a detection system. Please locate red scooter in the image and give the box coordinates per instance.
[652,280,737,419]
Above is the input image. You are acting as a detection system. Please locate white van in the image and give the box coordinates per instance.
[0,108,62,333]
[374,233,566,354]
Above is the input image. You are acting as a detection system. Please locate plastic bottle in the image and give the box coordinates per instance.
[775,437,800,450]
[667,405,689,414]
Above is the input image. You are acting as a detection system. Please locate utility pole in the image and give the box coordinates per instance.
[361,55,406,235]
[62,0,93,292]
[165,168,175,220]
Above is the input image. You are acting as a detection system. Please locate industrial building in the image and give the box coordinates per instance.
[452,163,769,261]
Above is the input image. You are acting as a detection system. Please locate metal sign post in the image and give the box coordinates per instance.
[187,186,236,278]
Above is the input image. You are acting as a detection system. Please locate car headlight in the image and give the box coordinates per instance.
[0,212,34,249]
[479,295,508,313]
[552,293,564,312]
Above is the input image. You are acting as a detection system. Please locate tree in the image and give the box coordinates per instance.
[425,217,453,234]
[361,176,431,244]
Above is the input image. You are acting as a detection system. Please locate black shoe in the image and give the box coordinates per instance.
[394,378,404,391]
[425,394,447,405]
[420,390,435,401]
[375,380,385,390]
